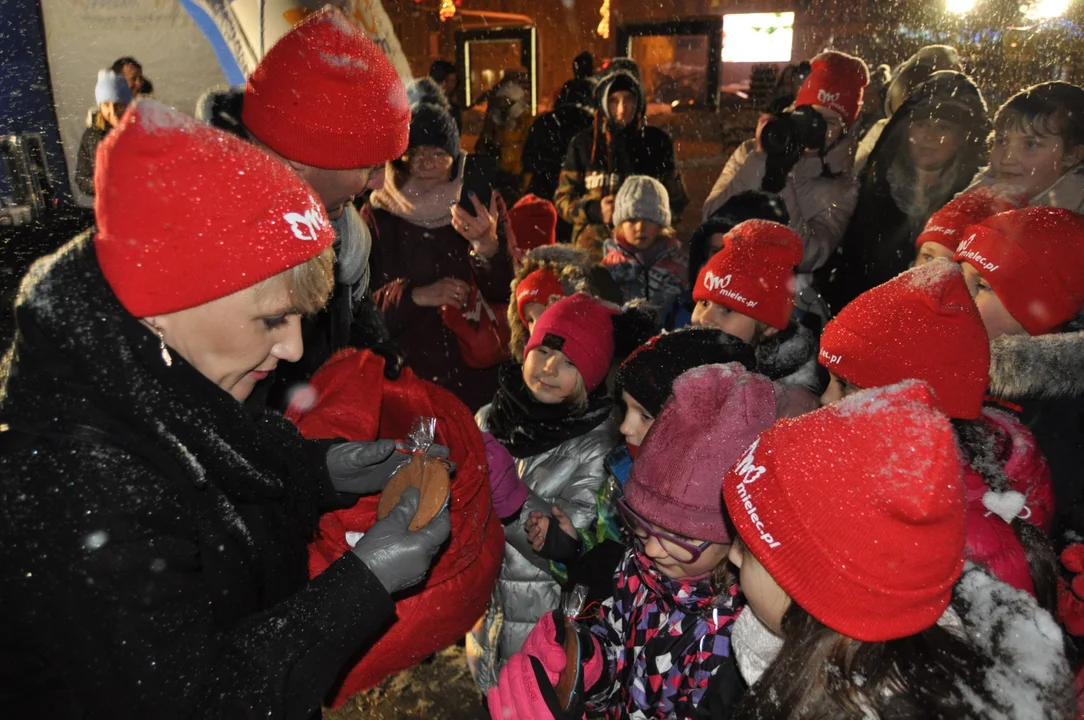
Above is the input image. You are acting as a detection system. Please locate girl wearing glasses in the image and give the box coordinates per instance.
[487,363,779,720]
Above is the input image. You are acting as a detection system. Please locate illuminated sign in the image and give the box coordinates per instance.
[722,12,794,63]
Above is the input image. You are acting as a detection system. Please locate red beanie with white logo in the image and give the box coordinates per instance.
[820,262,990,419]
[243,7,410,170]
[723,380,966,642]
[94,101,335,317]
[692,220,802,331]
[954,206,1084,335]
[914,188,1027,252]
[515,268,565,325]
[794,51,870,127]
[524,293,619,393]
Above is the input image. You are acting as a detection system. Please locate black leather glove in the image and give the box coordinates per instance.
[326,440,451,495]
[351,487,451,594]
[539,515,583,563]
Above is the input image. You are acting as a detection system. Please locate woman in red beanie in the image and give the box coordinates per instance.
[367,100,515,411]
[0,102,450,719]
[469,293,652,691]
[703,51,869,320]
[954,206,1084,540]
[818,261,1057,610]
[718,382,1073,720]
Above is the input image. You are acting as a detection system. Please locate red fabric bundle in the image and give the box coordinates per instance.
[286,348,503,704]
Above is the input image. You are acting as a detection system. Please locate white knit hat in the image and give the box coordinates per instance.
[613,175,671,228]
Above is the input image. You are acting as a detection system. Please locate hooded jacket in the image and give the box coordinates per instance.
[0,234,393,719]
[826,71,989,310]
[554,69,689,257]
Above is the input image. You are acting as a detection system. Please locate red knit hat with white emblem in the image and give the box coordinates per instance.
[94,100,335,316]
[692,220,802,331]
[819,262,990,419]
[242,6,410,169]
[794,51,870,127]
[723,380,966,642]
[954,206,1084,335]
[914,187,1027,252]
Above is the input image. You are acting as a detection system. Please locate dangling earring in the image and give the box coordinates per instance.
[151,322,173,367]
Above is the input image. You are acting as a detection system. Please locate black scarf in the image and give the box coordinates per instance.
[486,361,612,458]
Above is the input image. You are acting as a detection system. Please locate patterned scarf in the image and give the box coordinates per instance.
[588,550,736,720]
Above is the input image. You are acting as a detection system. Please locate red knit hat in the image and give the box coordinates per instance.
[692,220,802,330]
[954,206,1084,335]
[94,101,335,317]
[509,194,558,253]
[515,268,565,326]
[524,293,619,393]
[723,380,966,642]
[242,7,410,170]
[794,51,870,126]
[625,363,777,543]
[820,262,990,419]
[914,188,1027,252]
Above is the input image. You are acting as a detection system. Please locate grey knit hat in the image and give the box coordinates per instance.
[613,175,671,228]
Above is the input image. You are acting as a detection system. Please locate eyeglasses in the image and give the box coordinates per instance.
[616,498,714,564]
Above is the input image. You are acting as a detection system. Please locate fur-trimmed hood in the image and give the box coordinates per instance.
[507,245,616,361]
[755,321,821,393]
[989,326,1084,402]
[194,86,246,139]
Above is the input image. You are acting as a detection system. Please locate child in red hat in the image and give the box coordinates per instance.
[954,206,1084,540]
[489,363,779,720]
[469,293,652,690]
[703,52,869,319]
[720,381,1073,719]
[913,187,1027,267]
[691,220,821,415]
[818,261,1057,608]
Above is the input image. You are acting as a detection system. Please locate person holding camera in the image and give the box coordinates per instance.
[703,51,869,320]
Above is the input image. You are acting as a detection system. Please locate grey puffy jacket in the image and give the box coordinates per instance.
[469,404,618,690]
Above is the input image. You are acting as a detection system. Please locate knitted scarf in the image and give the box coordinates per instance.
[485,362,613,459]
[588,550,736,720]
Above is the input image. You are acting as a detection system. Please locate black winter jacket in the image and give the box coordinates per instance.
[74,125,109,196]
[0,234,395,718]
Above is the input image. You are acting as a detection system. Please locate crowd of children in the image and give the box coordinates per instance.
[465,43,1084,720]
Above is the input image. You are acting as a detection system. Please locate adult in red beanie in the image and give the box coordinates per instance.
[195,6,413,402]
[957,206,1084,541]
[819,261,1056,600]
[721,381,1072,718]
[0,101,449,718]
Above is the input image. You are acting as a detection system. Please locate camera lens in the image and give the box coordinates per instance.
[761,116,797,157]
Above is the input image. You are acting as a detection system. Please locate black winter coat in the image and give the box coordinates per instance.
[522,104,595,201]
[74,125,109,196]
[0,234,395,718]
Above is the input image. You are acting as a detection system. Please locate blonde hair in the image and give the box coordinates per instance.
[566,371,588,412]
[254,246,335,315]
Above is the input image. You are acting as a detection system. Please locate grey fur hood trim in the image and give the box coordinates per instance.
[989,328,1084,402]
[755,322,821,393]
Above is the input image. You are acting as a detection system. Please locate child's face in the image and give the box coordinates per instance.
[641,525,730,581]
[692,300,766,344]
[619,219,662,251]
[908,117,963,172]
[914,241,956,268]
[522,302,546,334]
[990,125,1083,198]
[960,262,1026,339]
[619,391,655,449]
[523,346,582,404]
[728,538,790,635]
[820,372,862,406]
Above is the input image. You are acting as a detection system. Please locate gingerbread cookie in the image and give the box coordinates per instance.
[377,455,451,530]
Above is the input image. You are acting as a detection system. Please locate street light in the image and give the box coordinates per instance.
[1022,0,1071,20]
[946,0,978,14]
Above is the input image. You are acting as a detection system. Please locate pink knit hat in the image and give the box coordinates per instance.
[623,363,778,543]
[524,293,620,393]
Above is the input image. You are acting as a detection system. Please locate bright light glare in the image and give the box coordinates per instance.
[945,0,977,14]
[722,13,794,63]
[1022,0,1071,19]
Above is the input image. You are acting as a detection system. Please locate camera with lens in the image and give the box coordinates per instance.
[760,105,829,158]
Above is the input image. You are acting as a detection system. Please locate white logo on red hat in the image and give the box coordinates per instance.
[818,347,843,366]
[733,440,781,549]
[817,89,841,106]
[925,224,956,237]
[284,208,327,241]
[956,234,999,272]
[703,271,759,309]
